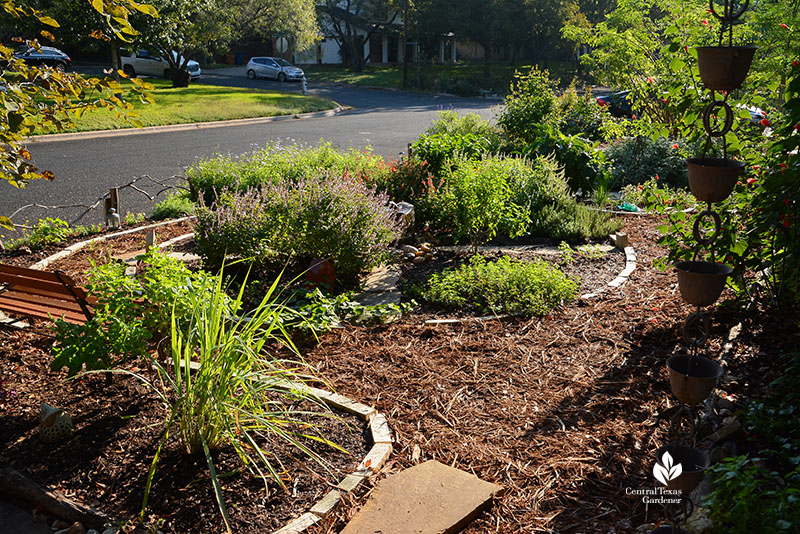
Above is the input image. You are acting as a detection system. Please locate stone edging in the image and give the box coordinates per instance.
[29,217,194,271]
[271,383,392,534]
[580,234,637,300]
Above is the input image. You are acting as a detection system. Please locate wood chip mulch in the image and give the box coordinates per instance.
[304,213,795,534]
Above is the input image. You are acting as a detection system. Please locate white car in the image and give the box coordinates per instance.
[120,49,201,81]
[246,57,304,82]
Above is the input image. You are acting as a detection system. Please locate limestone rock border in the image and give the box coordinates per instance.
[30,217,194,271]
[579,234,638,300]
[272,384,392,534]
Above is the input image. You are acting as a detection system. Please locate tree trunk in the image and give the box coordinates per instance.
[172,69,190,88]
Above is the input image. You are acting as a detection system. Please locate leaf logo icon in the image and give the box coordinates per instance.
[653,451,683,486]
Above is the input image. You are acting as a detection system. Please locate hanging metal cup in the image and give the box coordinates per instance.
[695,46,757,91]
[674,261,732,307]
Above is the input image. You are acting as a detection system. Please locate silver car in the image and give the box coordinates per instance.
[246,57,304,82]
[120,49,201,81]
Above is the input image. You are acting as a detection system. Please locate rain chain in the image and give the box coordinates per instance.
[652,1,755,532]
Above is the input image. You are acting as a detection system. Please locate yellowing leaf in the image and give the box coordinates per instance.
[40,30,55,42]
[36,15,59,27]
[0,216,15,230]
[91,0,104,14]
[132,3,159,17]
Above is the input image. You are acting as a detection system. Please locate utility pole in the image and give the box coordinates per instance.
[402,0,409,89]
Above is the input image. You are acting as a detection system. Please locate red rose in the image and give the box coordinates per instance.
[760,118,770,127]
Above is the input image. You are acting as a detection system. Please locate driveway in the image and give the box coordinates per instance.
[3,67,500,233]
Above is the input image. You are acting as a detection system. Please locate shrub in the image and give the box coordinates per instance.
[51,251,222,376]
[434,77,483,97]
[186,142,385,206]
[606,136,688,190]
[367,157,436,204]
[510,122,609,196]
[410,111,501,176]
[424,255,578,316]
[6,218,104,251]
[151,192,196,220]
[124,212,146,225]
[702,352,800,534]
[496,66,557,144]
[194,174,403,285]
[504,155,621,242]
[556,85,614,141]
[619,176,697,212]
[427,156,529,248]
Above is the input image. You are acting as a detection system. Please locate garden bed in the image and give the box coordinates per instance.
[0,334,370,533]
[1,214,792,533]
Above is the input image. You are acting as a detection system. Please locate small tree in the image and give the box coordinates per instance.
[0,0,156,226]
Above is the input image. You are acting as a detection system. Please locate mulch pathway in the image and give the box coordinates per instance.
[303,213,792,533]
[0,215,790,533]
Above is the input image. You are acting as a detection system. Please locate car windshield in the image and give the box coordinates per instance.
[275,58,293,67]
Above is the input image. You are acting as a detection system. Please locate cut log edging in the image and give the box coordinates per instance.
[271,383,392,534]
[30,217,194,271]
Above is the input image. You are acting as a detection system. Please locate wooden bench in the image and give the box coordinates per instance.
[0,264,96,326]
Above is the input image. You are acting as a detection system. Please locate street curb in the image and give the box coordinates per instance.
[25,106,349,144]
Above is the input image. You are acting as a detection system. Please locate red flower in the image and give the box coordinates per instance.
[795,123,800,131]
[793,60,799,67]
[783,219,791,228]
[632,114,637,119]
[747,177,757,184]
[662,98,668,103]
[672,143,679,149]
[637,185,643,190]
[702,20,709,26]
[737,181,743,186]
[647,77,653,83]
[760,118,770,127]
[785,198,791,207]
[781,23,789,29]
[655,174,660,181]
[753,165,760,170]
[781,163,787,172]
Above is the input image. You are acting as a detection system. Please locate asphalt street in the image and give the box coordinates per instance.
[4,67,498,233]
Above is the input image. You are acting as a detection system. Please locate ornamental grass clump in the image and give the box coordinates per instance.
[423,255,579,316]
[128,271,342,532]
[194,172,403,285]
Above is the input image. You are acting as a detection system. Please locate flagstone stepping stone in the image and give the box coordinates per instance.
[341,460,503,534]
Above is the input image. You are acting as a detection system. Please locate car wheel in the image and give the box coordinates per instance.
[247,69,256,80]
[123,65,136,77]
[54,61,66,72]
[277,72,286,82]
[164,69,171,79]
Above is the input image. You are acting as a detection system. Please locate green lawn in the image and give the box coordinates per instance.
[38,79,338,134]
[302,59,578,94]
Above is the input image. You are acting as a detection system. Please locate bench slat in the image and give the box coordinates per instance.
[0,297,87,324]
[0,264,78,285]
[0,273,89,300]
[0,264,94,326]
[0,290,91,315]
[0,284,99,308]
